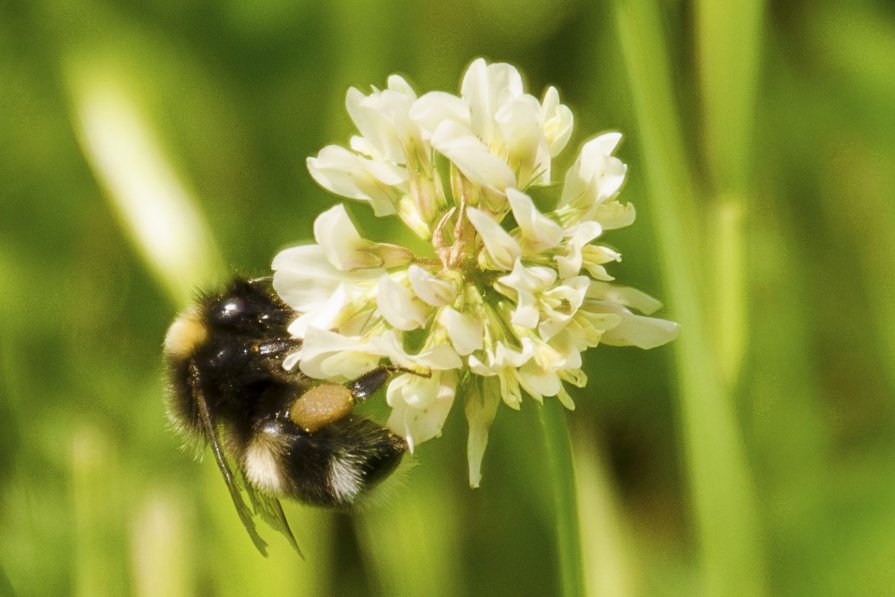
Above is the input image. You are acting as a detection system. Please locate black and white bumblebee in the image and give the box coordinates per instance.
[164,277,406,555]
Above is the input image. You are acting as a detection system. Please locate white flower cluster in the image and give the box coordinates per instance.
[272,58,678,486]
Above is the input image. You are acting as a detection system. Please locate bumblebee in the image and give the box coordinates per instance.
[164,277,406,556]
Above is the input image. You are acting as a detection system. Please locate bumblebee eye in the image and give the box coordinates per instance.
[210,296,257,330]
[221,298,246,317]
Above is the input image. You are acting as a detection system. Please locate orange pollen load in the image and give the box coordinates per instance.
[289,384,355,433]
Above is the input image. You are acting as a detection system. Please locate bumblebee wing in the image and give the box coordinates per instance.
[244,483,304,558]
[189,363,271,556]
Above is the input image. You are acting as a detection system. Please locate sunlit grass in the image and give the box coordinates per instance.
[67,65,224,308]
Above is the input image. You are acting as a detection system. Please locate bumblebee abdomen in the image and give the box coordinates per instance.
[243,416,406,507]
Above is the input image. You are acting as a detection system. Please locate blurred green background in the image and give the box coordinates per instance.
[2,0,895,595]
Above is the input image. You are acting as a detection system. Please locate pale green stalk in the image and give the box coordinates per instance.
[540,400,585,597]
[129,491,193,597]
[355,471,463,597]
[67,62,223,308]
[573,428,638,597]
[696,0,765,385]
[806,3,895,392]
[612,1,766,594]
[71,426,128,597]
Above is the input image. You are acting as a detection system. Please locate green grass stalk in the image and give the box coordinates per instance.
[612,1,767,594]
[540,400,585,597]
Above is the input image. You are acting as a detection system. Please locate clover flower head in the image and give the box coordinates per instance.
[273,58,678,487]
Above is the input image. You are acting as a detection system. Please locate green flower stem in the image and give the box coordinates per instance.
[540,399,585,597]
[613,1,767,595]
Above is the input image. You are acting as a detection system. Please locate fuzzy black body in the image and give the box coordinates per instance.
[164,278,406,555]
[166,278,299,441]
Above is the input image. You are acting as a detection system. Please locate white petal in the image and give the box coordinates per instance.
[387,372,457,452]
[282,351,302,371]
[585,131,623,158]
[541,86,573,157]
[314,205,381,270]
[466,207,521,270]
[587,281,663,314]
[470,340,533,376]
[272,245,381,311]
[559,132,626,211]
[506,188,563,252]
[558,310,621,350]
[285,284,353,337]
[409,91,471,138]
[593,201,636,230]
[296,327,366,362]
[464,377,501,487]
[345,82,417,163]
[306,146,401,216]
[498,259,558,292]
[600,313,680,349]
[371,330,463,371]
[581,245,622,280]
[541,332,583,370]
[387,74,415,96]
[496,260,556,327]
[430,120,516,190]
[555,221,603,279]
[528,338,567,371]
[408,264,458,307]
[461,59,524,145]
[538,276,590,340]
[510,300,539,328]
[297,328,381,380]
[438,306,484,356]
[376,275,431,330]
[496,368,523,409]
[598,157,627,199]
[556,384,576,410]
[495,260,557,326]
[517,361,562,399]
[272,245,338,308]
[316,350,381,380]
[307,146,367,197]
[467,352,493,376]
[495,95,547,183]
[494,339,533,368]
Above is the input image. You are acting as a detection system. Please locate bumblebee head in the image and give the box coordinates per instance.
[207,279,292,337]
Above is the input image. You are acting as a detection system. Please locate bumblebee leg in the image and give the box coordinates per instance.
[247,338,304,384]
[348,367,392,400]
[348,365,432,400]
[188,362,272,556]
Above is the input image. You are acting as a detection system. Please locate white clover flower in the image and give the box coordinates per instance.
[273,58,679,486]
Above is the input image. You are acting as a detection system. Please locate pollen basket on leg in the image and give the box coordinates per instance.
[290,384,354,433]
[243,423,290,495]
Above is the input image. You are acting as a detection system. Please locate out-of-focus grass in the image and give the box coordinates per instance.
[2,0,894,595]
